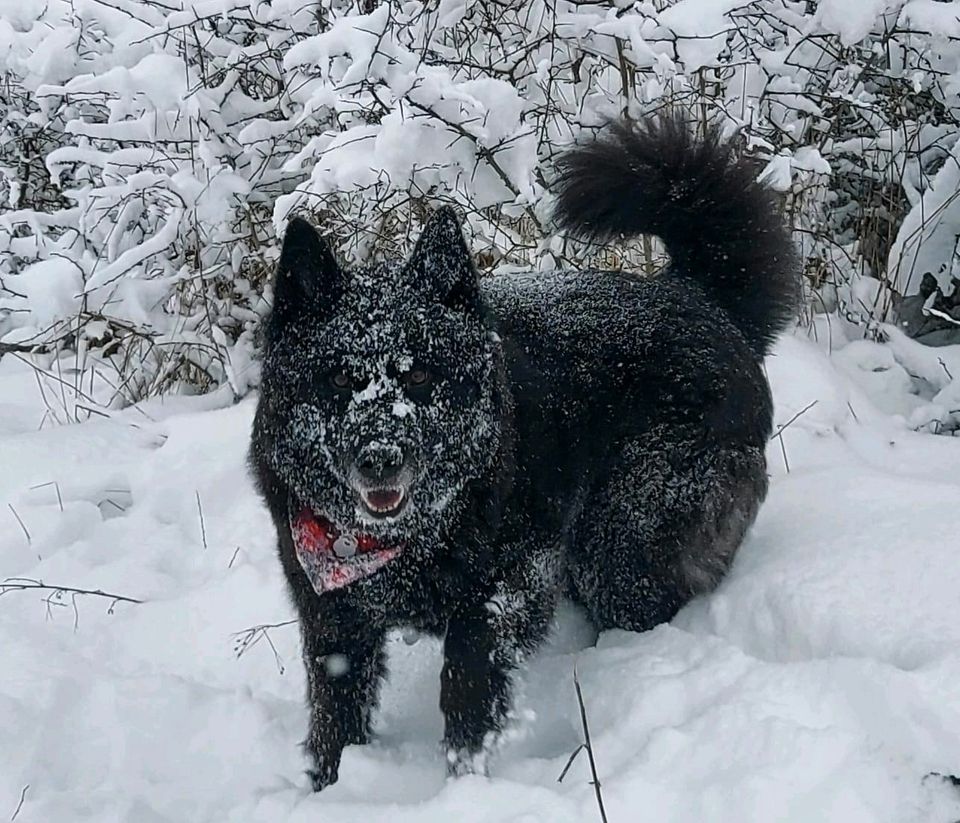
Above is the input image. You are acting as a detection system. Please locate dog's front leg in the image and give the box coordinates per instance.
[300,621,386,791]
[440,564,557,776]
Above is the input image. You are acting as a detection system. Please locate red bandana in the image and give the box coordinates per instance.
[290,507,403,592]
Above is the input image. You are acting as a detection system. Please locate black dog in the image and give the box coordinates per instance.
[249,114,798,789]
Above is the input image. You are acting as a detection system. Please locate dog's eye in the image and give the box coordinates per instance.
[406,367,431,387]
[330,371,352,390]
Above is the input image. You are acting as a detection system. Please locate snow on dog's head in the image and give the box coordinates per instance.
[252,208,506,581]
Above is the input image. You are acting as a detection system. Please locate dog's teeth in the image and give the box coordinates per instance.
[361,487,405,515]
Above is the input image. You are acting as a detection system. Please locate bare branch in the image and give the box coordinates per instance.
[0,578,144,611]
[573,668,609,823]
[231,619,297,675]
[9,784,29,822]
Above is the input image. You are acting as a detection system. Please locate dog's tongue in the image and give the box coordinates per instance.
[290,508,401,593]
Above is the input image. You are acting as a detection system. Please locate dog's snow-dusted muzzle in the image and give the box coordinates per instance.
[350,441,414,518]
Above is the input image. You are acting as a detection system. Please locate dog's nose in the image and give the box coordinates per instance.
[355,443,405,483]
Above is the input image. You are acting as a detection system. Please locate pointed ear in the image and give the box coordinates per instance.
[270,216,341,326]
[407,207,480,312]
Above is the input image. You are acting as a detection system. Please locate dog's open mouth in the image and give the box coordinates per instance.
[290,507,403,593]
[359,486,407,518]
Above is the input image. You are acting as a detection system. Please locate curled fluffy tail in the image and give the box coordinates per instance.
[552,114,799,357]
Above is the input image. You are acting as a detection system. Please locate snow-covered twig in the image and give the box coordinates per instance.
[928,307,960,328]
[0,577,144,607]
[0,342,48,357]
[0,577,143,631]
[232,619,297,675]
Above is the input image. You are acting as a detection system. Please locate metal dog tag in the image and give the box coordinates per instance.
[333,534,358,558]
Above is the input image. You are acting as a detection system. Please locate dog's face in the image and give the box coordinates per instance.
[254,209,503,587]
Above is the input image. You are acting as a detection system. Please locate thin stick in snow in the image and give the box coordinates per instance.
[938,357,954,381]
[770,400,819,474]
[29,480,64,512]
[573,667,610,823]
[9,784,28,822]
[196,491,207,549]
[557,743,586,784]
[7,504,30,543]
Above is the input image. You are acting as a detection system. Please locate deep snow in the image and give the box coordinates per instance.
[2,326,960,823]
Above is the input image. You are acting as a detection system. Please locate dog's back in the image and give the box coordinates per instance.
[482,115,798,628]
[481,268,764,504]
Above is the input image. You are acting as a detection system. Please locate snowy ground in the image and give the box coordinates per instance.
[2,325,960,823]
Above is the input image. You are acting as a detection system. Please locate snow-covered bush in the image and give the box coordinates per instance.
[0,0,320,403]
[1,0,959,407]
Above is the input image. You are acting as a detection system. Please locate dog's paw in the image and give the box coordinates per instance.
[307,763,339,792]
[445,746,490,778]
[306,750,342,792]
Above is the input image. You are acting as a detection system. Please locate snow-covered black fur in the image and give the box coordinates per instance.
[249,113,798,790]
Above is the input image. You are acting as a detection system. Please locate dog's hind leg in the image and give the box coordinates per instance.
[569,425,768,632]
